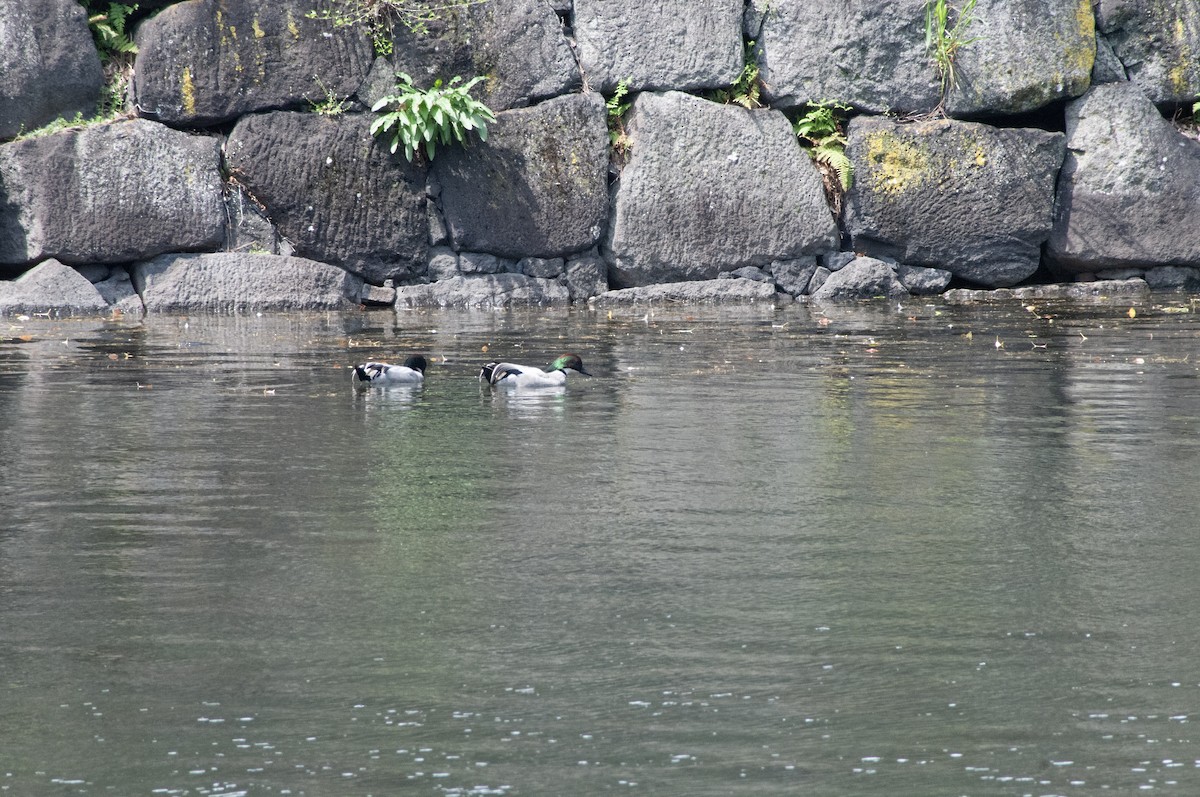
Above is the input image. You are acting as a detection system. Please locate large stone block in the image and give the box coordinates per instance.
[225,111,429,285]
[134,252,363,312]
[394,273,569,308]
[0,0,103,140]
[810,257,909,302]
[0,259,108,316]
[845,116,1065,288]
[385,0,579,111]
[945,0,1095,116]
[605,91,838,288]
[748,0,938,114]
[0,119,225,267]
[1097,0,1200,103]
[1047,83,1200,272]
[589,278,780,306]
[750,0,1093,117]
[565,252,609,302]
[433,93,609,260]
[133,0,373,126]
[575,0,743,93]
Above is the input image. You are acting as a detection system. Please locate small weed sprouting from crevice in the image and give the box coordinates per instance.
[308,77,353,116]
[306,0,483,56]
[924,0,982,113]
[1175,99,1200,142]
[709,41,764,110]
[605,79,633,161]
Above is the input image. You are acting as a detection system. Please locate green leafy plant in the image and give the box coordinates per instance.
[306,0,482,56]
[84,2,139,61]
[369,72,496,162]
[924,0,981,105]
[606,79,632,155]
[710,41,763,109]
[794,101,853,192]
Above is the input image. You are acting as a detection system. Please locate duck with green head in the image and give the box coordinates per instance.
[479,353,591,389]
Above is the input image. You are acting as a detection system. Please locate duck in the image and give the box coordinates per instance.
[352,354,428,387]
[479,353,591,388]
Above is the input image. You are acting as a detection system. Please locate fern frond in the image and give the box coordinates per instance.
[814,146,853,191]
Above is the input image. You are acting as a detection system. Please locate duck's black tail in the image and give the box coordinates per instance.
[353,365,373,383]
[479,362,499,384]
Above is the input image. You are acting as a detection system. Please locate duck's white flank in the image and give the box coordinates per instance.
[479,353,590,389]
[353,355,428,386]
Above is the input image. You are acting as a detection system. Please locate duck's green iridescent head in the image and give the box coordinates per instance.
[549,353,590,375]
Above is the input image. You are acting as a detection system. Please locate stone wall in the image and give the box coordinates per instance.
[1,0,1199,315]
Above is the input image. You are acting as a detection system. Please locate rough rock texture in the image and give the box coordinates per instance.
[94,268,145,317]
[845,116,1065,287]
[0,259,108,316]
[134,0,373,126]
[225,112,428,285]
[1097,0,1200,103]
[386,0,579,111]
[750,0,1093,116]
[575,0,743,93]
[0,0,103,140]
[946,0,1096,116]
[769,257,819,296]
[565,252,609,302]
[224,186,285,256]
[1145,266,1200,290]
[1092,34,1129,84]
[0,119,225,267]
[434,93,609,260]
[810,257,910,301]
[808,267,832,295]
[1048,84,1200,273]
[944,278,1151,303]
[589,278,780,306]
[393,273,569,308]
[459,251,511,274]
[821,252,857,271]
[519,256,565,279]
[426,247,461,281]
[606,91,838,288]
[897,263,954,295]
[359,282,397,306]
[134,253,363,312]
[719,266,773,282]
[748,0,939,114]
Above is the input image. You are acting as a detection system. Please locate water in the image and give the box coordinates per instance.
[2,297,1200,796]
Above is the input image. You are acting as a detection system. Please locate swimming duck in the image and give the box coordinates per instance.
[353,355,428,387]
[479,353,591,388]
